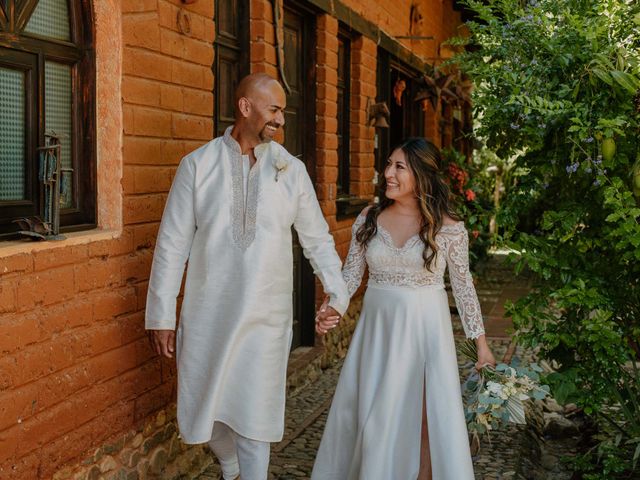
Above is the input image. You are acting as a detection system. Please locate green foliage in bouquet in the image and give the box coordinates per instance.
[460,340,550,443]
[450,0,640,476]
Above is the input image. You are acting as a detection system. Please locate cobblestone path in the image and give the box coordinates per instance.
[196,255,575,479]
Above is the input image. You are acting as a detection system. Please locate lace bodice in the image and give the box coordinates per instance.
[342,211,486,340]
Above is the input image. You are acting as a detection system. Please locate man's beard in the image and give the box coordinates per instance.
[259,123,280,142]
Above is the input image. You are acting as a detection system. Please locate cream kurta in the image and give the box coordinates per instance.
[145,127,349,444]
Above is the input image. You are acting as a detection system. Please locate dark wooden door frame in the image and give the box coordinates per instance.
[283,0,318,348]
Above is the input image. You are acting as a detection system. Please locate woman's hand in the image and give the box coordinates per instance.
[315,296,341,335]
[475,336,496,371]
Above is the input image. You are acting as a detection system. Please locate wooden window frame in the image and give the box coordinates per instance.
[0,0,96,238]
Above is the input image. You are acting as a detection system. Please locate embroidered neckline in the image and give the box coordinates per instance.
[224,127,269,251]
[375,221,465,251]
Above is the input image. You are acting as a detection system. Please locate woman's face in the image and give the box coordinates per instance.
[384,148,417,202]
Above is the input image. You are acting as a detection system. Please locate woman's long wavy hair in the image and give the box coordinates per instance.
[356,137,460,271]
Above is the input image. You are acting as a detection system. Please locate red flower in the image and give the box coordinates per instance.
[465,189,476,202]
[472,229,480,239]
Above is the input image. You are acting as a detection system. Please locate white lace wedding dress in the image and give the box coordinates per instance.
[311,211,485,480]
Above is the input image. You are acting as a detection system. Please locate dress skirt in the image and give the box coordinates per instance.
[311,282,475,480]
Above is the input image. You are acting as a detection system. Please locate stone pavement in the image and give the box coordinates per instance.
[194,254,575,480]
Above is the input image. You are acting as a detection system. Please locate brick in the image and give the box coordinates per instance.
[132,223,160,251]
[136,282,150,311]
[122,76,161,107]
[123,13,161,50]
[122,0,157,13]
[0,311,41,354]
[84,338,154,383]
[317,100,337,118]
[133,382,174,423]
[33,245,88,271]
[250,20,275,43]
[316,166,338,183]
[124,136,164,166]
[160,83,184,111]
[0,334,77,390]
[16,266,75,311]
[0,280,16,314]
[132,107,172,137]
[317,49,338,68]
[123,47,172,82]
[317,84,338,102]
[0,446,39,479]
[40,298,93,336]
[158,0,178,31]
[350,167,375,182]
[162,140,187,165]
[250,41,277,65]
[316,133,338,150]
[122,165,136,194]
[317,32,339,52]
[250,0,273,22]
[317,117,338,134]
[183,37,214,66]
[133,166,175,194]
[89,230,134,258]
[91,287,138,322]
[0,253,33,275]
[316,150,338,167]
[74,257,122,292]
[317,14,338,34]
[172,113,213,140]
[171,59,205,88]
[183,88,213,116]
[120,250,153,284]
[317,67,338,86]
[160,27,184,57]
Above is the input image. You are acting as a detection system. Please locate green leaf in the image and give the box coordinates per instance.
[591,67,613,86]
[610,70,640,94]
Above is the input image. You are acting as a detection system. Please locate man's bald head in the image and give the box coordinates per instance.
[233,73,286,144]
[235,73,283,105]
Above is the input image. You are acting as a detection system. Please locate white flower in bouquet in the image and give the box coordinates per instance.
[273,154,288,182]
[459,340,551,445]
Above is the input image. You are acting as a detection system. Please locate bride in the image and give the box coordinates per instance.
[312,137,496,479]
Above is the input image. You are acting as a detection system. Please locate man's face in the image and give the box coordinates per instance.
[245,82,286,143]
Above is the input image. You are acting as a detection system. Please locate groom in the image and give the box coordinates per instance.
[145,73,348,479]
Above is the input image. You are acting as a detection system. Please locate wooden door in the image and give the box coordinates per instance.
[214,0,249,137]
[283,3,316,349]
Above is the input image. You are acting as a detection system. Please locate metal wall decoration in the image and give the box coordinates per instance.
[13,132,71,240]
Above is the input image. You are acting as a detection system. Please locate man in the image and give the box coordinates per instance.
[145,73,348,480]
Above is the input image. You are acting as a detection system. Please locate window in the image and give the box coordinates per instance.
[214,0,249,138]
[336,32,350,197]
[0,0,95,237]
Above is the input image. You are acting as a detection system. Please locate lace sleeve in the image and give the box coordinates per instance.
[342,210,368,297]
[444,224,486,340]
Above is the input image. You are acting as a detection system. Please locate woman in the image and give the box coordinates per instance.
[312,138,496,480]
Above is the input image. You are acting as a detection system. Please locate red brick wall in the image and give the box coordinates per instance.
[0,0,465,477]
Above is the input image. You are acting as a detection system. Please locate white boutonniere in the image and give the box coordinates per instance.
[273,154,288,182]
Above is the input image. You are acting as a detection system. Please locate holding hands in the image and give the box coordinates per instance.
[315,296,342,335]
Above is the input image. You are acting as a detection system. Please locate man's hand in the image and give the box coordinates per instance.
[148,329,176,359]
[315,296,342,336]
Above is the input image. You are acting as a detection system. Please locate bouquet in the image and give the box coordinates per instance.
[459,340,550,443]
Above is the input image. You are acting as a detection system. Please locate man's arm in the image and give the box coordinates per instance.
[292,161,350,317]
[145,156,197,355]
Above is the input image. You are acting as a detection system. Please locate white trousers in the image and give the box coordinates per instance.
[208,422,271,480]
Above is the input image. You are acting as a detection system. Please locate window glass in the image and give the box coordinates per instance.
[44,61,73,208]
[0,67,26,201]
[24,0,71,41]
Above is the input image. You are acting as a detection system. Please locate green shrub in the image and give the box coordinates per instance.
[451,0,640,476]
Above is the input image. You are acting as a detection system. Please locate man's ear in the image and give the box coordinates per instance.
[238,97,251,118]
